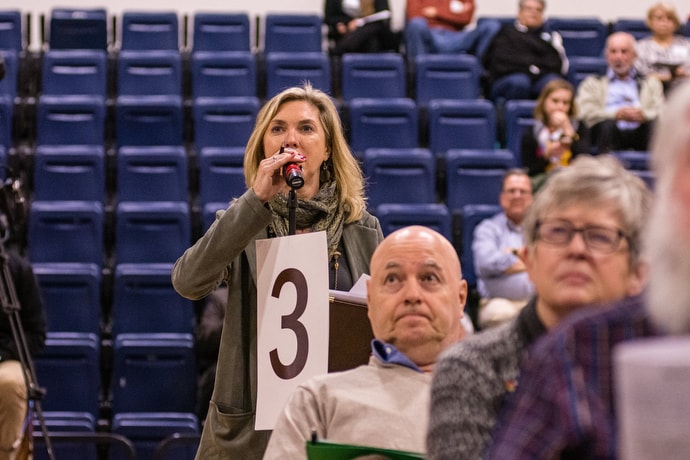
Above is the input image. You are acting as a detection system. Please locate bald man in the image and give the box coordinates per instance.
[264,226,468,459]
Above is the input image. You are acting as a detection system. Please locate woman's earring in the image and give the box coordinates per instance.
[320,160,332,183]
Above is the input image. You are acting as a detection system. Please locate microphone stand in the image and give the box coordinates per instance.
[288,187,298,236]
[0,220,55,460]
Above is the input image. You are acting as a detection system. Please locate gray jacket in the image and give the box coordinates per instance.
[576,73,664,128]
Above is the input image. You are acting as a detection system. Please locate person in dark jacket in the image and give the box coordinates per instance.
[324,0,399,55]
[482,0,568,103]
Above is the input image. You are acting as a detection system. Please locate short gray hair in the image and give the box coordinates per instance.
[523,155,652,266]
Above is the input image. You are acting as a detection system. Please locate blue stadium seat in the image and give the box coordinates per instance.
[117,50,182,96]
[192,12,251,52]
[611,150,650,171]
[115,95,183,147]
[0,10,23,51]
[41,49,107,98]
[265,52,331,98]
[263,14,323,53]
[0,95,13,149]
[414,54,481,105]
[117,146,188,202]
[34,262,101,335]
[36,95,106,146]
[120,11,180,50]
[115,201,190,264]
[546,17,608,57]
[198,147,247,207]
[348,97,418,157]
[34,332,101,418]
[111,333,197,413]
[375,203,452,240]
[0,50,17,99]
[427,99,496,155]
[33,145,105,201]
[190,51,257,98]
[455,204,503,288]
[362,148,436,209]
[612,19,651,40]
[49,8,108,50]
[112,413,199,460]
[340,53,406,102]
[444,149,515,211]
[33,412,98,460]
[567,56,607,89]
[28,201,104,266]
[503,99,536,163]
[611,150,654,189]
[193,96,260,149]
[112,263,194,335]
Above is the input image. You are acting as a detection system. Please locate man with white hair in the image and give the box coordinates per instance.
[485,80,690,460]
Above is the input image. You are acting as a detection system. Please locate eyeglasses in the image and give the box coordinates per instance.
[535,220,629,254]
[502,188,532,196]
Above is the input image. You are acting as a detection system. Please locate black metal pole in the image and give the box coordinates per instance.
[288,187,297,236]
[0,226,55,460]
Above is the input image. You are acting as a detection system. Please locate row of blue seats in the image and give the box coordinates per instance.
[32,331,199,460]
[5,94,531,154]
[0,47,610,105]
[3,9,689,57]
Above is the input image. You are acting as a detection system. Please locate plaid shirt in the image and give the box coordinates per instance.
[486,294,658,459]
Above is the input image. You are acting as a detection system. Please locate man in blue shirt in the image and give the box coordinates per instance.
[473,169,535,329]
[576,32,664,153]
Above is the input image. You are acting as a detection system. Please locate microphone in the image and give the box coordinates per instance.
[283,163,304,189]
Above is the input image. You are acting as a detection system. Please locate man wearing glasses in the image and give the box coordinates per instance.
[426,154,650,460]
[473,169,535,329]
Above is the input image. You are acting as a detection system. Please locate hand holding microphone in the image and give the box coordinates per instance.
[280,146,305,189]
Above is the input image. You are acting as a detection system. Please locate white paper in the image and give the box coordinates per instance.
[255,232,329,430]
[329,274,370,305]
[615,336,690,460]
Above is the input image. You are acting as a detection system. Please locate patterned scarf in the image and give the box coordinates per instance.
[268,181,345,259]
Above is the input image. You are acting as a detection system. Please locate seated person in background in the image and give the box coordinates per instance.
[521,79,591,190]
[404,0,500,58]
[426,154,650,460]
[0,247,46,459]
[325,0,400,55]
[577,32,664,153]
[482,0,568,103]
[472,169,535,330]
[485,79,690,460]
[263,226,469,459]
[635,2,690,93]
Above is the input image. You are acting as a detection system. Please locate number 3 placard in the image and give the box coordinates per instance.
[255,231,329,430]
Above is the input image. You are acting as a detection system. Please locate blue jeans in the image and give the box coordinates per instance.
[490,72,562,103]
[404,17,500,59]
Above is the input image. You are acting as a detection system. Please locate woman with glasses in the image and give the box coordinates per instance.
[427,154,650,460]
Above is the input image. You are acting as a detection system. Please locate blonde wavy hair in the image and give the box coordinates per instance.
[243,83,367,223]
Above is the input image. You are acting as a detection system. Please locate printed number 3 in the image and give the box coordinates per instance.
[269,268,309,379]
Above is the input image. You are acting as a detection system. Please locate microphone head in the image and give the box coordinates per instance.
[283,163,304,189]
